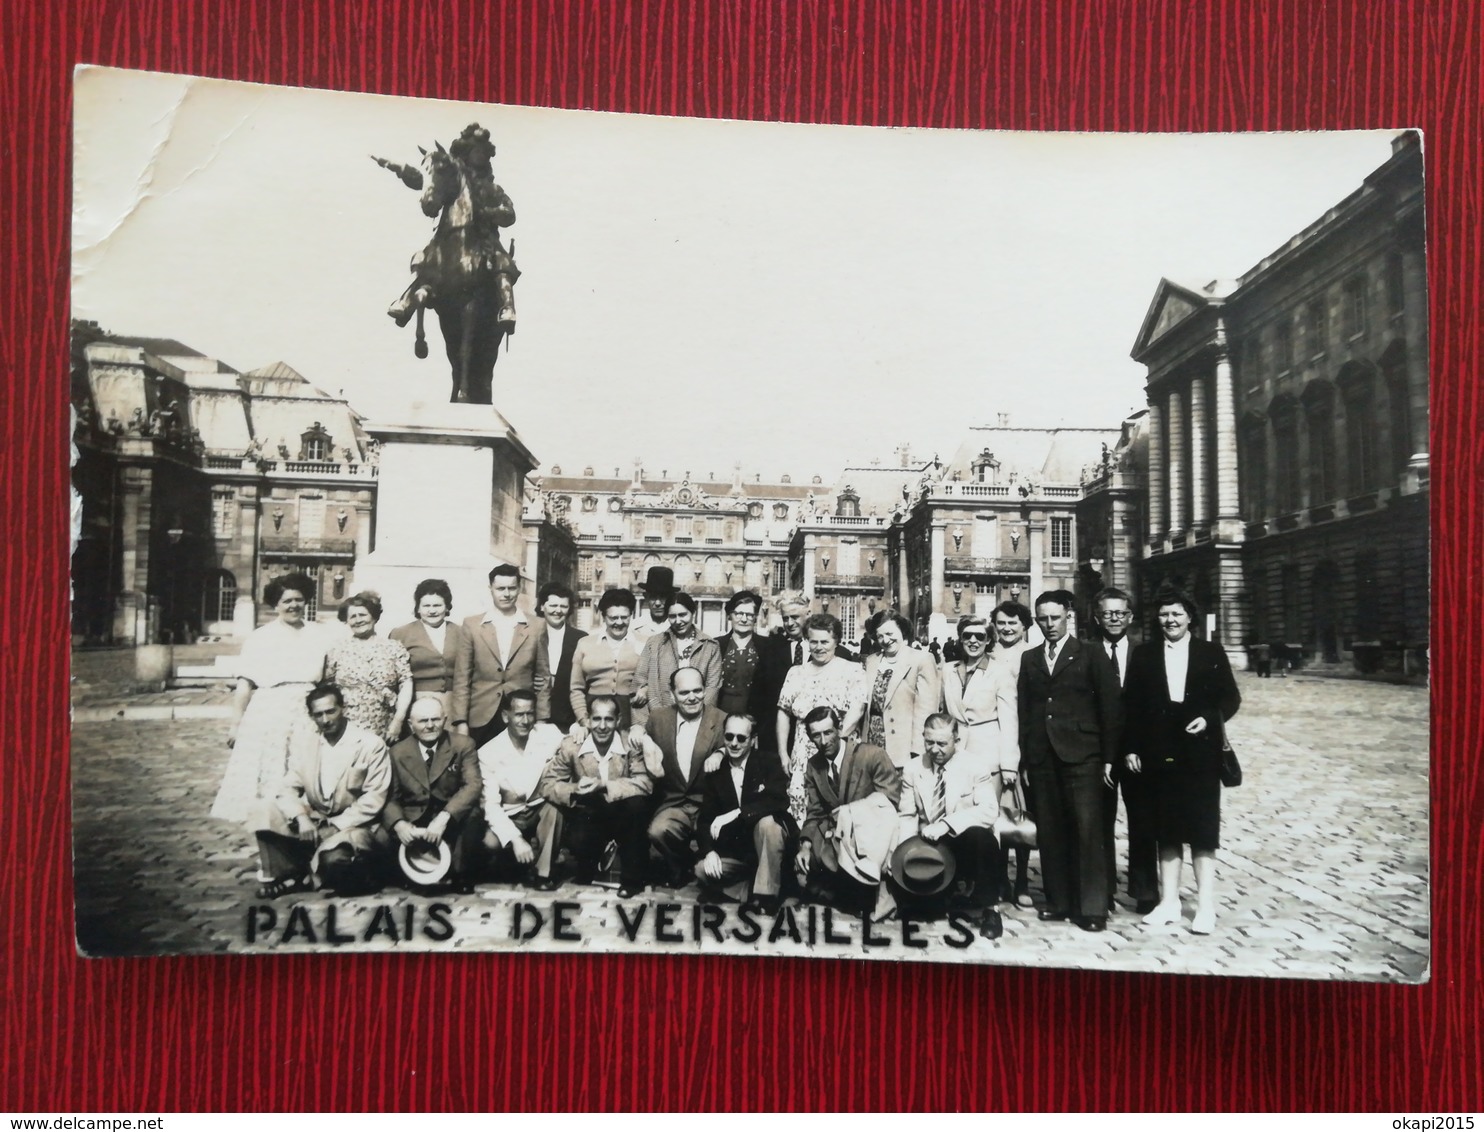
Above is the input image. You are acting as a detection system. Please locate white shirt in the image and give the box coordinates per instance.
[478,723,563,844]
[482,606,529,667]
[1045,637,1063,670]
[546,624,566,666]
[422,620,447,657]
[1104,636,1128,687]
[675,713,702,776]
[728,756,748,802]
[1164,635,1192,703]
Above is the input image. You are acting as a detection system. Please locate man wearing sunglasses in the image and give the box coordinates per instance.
[694,712,795,915]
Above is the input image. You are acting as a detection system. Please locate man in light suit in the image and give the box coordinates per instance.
[533,581,586,734]
[895,713,1003,938]
[1093,586,1158,915]
[453,563,537,747]
[251,682,391,899]
[1017,589,1124,932]
[381,695,484,893]
[643,666,728,886]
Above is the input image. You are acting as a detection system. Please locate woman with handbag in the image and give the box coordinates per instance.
[1121,587,1241,935]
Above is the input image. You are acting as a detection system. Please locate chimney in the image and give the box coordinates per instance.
[997,412,1010,427]
[632,458,643,488]
[897,443,912,468]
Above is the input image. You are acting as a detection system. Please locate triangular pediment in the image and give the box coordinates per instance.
[1131,278,1230,361]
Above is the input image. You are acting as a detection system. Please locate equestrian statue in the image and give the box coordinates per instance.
[373,123,520,404]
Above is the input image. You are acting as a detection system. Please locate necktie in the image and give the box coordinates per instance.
[793,641,803,666]
[828,759,839,795]
[930,765,946,824]
[422,745,436,766]
[1046,643,1059,670]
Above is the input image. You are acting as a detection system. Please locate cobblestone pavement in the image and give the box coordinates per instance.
[70,672,1429,981]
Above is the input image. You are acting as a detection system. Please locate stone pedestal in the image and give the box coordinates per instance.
[352,401,537,621]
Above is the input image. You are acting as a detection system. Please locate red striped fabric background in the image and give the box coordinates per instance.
[2,0,1477,1112]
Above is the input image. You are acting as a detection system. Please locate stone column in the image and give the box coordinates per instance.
[113,464,153,644]
[801,532,816,598]
[1167,387,1186,535]
[929,523,946,618]
[1146,395,1166,544]
[1213,323,1242,533]
[1190,373,1209,529]
[1028,518,1046,601]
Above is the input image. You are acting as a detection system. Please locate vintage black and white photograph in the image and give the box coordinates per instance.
[69,66,1428,978]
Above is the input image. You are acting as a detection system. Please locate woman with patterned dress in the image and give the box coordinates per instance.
[210,572,331,823]
[325,591,414,744]
[775,612,869,824]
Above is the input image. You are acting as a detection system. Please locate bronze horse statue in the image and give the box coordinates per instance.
[376,124,519,405]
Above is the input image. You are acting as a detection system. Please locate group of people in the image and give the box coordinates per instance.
[208,562,1240,940]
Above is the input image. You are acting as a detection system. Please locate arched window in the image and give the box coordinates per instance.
[1302,382,1338,506]
[1239,413,1268,522]
[1339,365,1380,495]
[298,422,333,462]
[704,555,724,587]
[1382,343,1414,475]
[204,570,237,623]
[1269,397,1301,514]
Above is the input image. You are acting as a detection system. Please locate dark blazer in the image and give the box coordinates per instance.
[389,620,466,697]
[383,732,483,829]
[1121,637,1240,765]
[645,704,728,807]
[695,751,795,854]
[801,740,901,848]
[453,612,538,728]
[717,633,792,748]
[1017,635,1124,769]
[534,623,587,731]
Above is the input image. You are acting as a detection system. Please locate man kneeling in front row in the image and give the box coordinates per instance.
[694,712,795,915]
[537,693,659,898]
[251,681,390,898]
[894,713,1004,939]
[478,688,565,890]
[381,695,485,893]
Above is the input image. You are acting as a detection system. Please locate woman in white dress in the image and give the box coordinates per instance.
[209,572,331,823]
[775,612,868,824]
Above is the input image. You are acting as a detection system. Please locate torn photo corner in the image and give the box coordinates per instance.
[70,66,1429,979]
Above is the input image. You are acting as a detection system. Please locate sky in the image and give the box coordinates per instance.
[72,67,1401,485]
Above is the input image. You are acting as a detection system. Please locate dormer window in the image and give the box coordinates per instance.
[298,422,333,461]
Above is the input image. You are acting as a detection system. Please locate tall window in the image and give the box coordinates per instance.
[673,554,693,584]
[1385,252,1407,317]
[578,556,594,585]
[205,570,237,622]
[836,539,860,576]
[211,489,236,539]
[1343,276,1368,340]
[1384,346,1414,474]
[772,559,787,592]
[1303,384,1338,506]
[706,515,723,543]
[1305,297,1328,357]
[1050,516,1072,559]
[298,494,325,540]
[838,600,859,643]
[1275,320,1294,373]
[1341,371,1380,494]
[1240,417,1268,521]
[974,515,998,558]
[1270,400,1301,513]
[644,512,663,540]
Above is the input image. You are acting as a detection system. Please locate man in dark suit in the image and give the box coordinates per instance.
[716,590,791,755]
[533,581,586,734]
[453,563,537,747]
[644,666,728,886]
[797,705,902,916]
[1017,589,1124,932]
[381,695,485,892]
[694,712,795,913]
[1093,586,1159,914]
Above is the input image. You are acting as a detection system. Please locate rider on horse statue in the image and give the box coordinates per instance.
[375,123,520,403]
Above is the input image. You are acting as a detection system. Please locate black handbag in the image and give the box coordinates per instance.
[1218,720,1242,788]
[992,775,1038,848]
